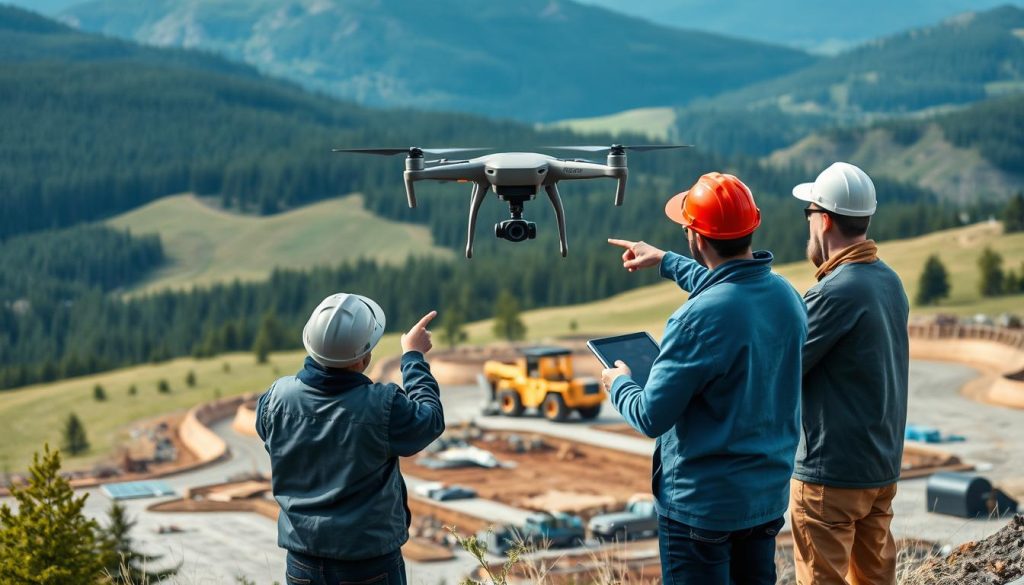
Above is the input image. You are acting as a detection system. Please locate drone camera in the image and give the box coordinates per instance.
[495,219,537,243]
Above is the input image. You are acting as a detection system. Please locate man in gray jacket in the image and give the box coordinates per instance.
[256,293,444,585]
[790,163,910,585]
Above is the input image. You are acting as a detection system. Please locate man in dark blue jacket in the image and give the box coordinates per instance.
[256,293,444,585]
[606,172,806,585]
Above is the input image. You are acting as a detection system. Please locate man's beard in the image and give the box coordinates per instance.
[689,237,708,268]
[806,233,825,267]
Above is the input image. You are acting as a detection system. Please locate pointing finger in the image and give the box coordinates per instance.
[607,238,635,250]
[614,360,627,368]
[413,310,438,330]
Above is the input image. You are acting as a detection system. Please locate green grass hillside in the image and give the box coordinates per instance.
[107,194,453,294]
[548,107,678,142]
[2,222,1020,472]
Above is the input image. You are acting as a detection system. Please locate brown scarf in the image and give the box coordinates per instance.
[815,240,879,281]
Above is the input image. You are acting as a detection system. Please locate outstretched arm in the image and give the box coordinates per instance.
[607,238,708,292]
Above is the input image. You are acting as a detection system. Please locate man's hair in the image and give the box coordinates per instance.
[828,212,871,238]
[703,233,753,258]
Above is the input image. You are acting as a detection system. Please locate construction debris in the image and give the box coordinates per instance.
[909,515,1024,584]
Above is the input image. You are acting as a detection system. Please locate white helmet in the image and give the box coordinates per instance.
[793,162,876,217]
[302,293,386,368]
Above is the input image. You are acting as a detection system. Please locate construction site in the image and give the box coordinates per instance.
[54,320,1023,584]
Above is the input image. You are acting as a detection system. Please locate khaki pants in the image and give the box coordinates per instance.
[790,479,898,585]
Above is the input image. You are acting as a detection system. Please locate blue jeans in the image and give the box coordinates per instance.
[658,514,784,585]
[285,549,406,585]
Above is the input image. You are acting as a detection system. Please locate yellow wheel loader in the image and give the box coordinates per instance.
[481,347,604,422]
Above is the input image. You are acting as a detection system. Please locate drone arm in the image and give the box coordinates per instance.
[548,160,628,206]
[410,161,486,182]
[466,182,489,259]
[544,184,569,257]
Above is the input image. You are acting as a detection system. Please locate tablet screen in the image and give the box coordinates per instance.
[587,332,660,388]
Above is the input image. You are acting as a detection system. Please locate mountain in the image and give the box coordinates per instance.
[767,94,1024,204]
[573,0,1022,54]
[58,0,816,121]
[702,5,1024,117]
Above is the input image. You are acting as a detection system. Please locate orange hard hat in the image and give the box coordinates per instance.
[664,172,761,239]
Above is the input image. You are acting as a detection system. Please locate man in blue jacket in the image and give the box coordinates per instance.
[256,293,444,585]
[606,172,807,585]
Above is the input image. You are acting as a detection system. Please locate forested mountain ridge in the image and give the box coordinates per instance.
[0,4,591,241]
[59,0,817,121]
[574,0,1021,54]
[696,5,1024,116]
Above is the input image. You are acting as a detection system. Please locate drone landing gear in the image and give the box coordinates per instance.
[465,182,489,259]
[544,184,568,257]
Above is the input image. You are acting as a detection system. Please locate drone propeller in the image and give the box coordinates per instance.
[332,147,489,157]
[546,144,692,153]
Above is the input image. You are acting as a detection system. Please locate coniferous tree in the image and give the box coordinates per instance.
[492,290,527,342]
[252,311,283,364]
[93,384,107,402]
[185,370,197,388]
[127,385,137,396]
[978,247,1005,297]
[1003,192,1024,234]
[101,501,179,583]
[157,379,171,394]
[0,445,104,584]
[61,413,89,456]
[916,254,951,306]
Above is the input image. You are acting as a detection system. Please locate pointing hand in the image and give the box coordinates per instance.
[401,310,437,355]
[608,239,666,272]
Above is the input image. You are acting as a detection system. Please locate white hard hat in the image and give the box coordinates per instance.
[302,293,386,368]
[792,162,876,217]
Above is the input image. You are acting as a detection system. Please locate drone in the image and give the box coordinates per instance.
[334,144,689,258]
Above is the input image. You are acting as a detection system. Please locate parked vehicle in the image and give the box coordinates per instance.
[430,485,477,501]
[588,496,658,541]
[483,347,604,422]
[521,512,586,548]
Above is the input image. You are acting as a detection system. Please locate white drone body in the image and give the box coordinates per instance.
[335,145,688,258]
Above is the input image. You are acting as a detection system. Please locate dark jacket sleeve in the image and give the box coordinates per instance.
[388,351,445,457]
[803,286,858,375]
[660,251,709,293]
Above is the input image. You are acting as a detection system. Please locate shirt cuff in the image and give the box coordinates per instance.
[610,374,638,396]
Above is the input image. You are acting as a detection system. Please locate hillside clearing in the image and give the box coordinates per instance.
[546,107,677,142]
[107,194,452,294]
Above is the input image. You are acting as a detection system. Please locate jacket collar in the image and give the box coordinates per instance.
[296,356,372,393]
[689,251,775,300]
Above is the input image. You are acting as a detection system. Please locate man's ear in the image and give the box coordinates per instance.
[821,212,833,233]
[694,231,707,252]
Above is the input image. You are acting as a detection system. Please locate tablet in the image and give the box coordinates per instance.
[587,332,660,388]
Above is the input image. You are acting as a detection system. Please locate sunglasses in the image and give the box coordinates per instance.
[803,207,828,221]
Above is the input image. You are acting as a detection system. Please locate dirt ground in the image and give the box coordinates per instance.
[907,514,1024,584]
[407,430,651,517]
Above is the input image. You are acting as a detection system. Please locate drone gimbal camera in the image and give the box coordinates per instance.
[333,144,689,258]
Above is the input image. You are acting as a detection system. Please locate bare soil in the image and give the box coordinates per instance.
[406,430,651,516]
[908,515,1024,584]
